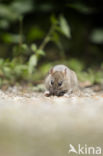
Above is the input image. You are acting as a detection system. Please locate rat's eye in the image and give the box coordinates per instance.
[58,81,62,86]
[51,80,54,85]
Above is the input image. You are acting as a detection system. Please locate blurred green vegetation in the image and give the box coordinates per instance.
[0,0,103,87]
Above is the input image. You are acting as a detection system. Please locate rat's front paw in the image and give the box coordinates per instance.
[44,91,51,97]
[64,93,70,98]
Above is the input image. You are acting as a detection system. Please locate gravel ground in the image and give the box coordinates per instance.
[0,87,103,156]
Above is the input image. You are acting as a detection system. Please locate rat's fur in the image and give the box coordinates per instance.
[45,65,80,96]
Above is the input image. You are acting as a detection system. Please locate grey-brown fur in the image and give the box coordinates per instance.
[44,65,80,96]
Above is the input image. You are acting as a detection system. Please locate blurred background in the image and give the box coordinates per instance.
[0,0,103,87]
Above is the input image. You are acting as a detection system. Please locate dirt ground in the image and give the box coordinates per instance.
[0,86,103,156]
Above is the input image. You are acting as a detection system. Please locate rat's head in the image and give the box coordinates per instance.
[48,68,68,96]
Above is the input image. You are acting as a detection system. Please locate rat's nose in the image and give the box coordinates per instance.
[51,89,58,96]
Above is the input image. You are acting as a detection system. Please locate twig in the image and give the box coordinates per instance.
[19,16,23,47]
[38,24,56,50]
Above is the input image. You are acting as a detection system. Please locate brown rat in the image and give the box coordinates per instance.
[44,64,80,97]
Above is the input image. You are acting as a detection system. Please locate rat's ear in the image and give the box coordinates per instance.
[49,68,54,75]
[63,68,67,76]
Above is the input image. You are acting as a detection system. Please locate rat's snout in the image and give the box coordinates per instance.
[49,87,58,96]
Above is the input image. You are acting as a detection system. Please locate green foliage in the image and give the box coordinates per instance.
[27,27,45,42]
[0,0,103,87]
[90,29,103,44]
[2,33,21,43]
[67,59,84,72]
[0,59,28,81]
[67,2,94,14]
[28,55,37,74]
[0,0,33,21]
[78,70,103,84]
[59,15,71,38]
